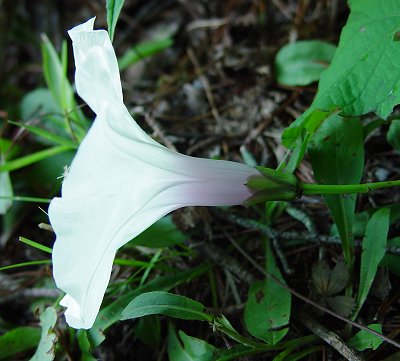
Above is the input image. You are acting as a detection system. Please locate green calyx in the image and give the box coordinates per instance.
[245,167,299,205]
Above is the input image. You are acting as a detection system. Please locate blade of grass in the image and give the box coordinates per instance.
[118,37,174,71]
[19,237,52,254]
[0,145,72,172]
[0,195,51,203]
[0,260,52,271]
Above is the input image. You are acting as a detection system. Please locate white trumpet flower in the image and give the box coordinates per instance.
[49,18,258,329]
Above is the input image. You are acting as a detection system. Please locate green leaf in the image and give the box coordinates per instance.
[275,40,336,86]
[9,120,78,148]
[129,215,186,248]
[119,37,174,71]
[41,35,88,139]
[30,307,58,361]
[167,324,217,361]
[308,115,364,265]
[19,88,75,146]
[356,208,390,313]
[77,331,97,361]
[244,239,291,344]
[387,119,400,152]
[134,316,161,348]
[87,263,211,347]
[348,324,383,351]
[214,345,258,361]
[283,0,400,148]
[0,142,13,214]
[0,162,13,215]
[106,0,125,41]
[120,291,212,321]
[0,327,40,360]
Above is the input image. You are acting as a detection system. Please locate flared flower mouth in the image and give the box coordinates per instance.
[49,18,258,329]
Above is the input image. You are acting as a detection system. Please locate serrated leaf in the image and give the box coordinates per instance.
[348,324,383,351]
[244,240,291,345]
[309,115,364,265]
[106,0,125,41]
[30,307,58,361]
[121,291,211,321]
[326,295,355,317]
[329,261,349,295]
[283,0,400,148]
[312,261,348,296]
[275,40,336,86]
[168,324,217,361]
[311,261,331,296]
[356,208,390,313]
[0,327,40,360]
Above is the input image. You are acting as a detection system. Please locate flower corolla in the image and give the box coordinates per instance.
[49,18,258,329]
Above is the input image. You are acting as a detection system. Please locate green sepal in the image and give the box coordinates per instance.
[245,167,299,205]
[255,167,298,187]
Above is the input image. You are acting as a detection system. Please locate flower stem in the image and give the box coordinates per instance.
[301,180,400,196]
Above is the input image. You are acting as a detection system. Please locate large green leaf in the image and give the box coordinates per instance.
[356,208,390,313]
[87,263,210,347]
[275,40,336,86]
[244,239,291,345]
[106,0,125,41]
[120,291,211,321]
[308,115,364,265]
[283,0,400,151]
[0,327,40,360]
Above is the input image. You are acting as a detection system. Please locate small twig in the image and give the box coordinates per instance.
[297,311,363,361]
[187,47,223,132]
[186,18,228,32]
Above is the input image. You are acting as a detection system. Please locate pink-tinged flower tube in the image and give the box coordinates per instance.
[49,18,259,329]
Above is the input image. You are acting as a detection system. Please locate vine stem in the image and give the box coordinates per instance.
[301,179,400,195]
